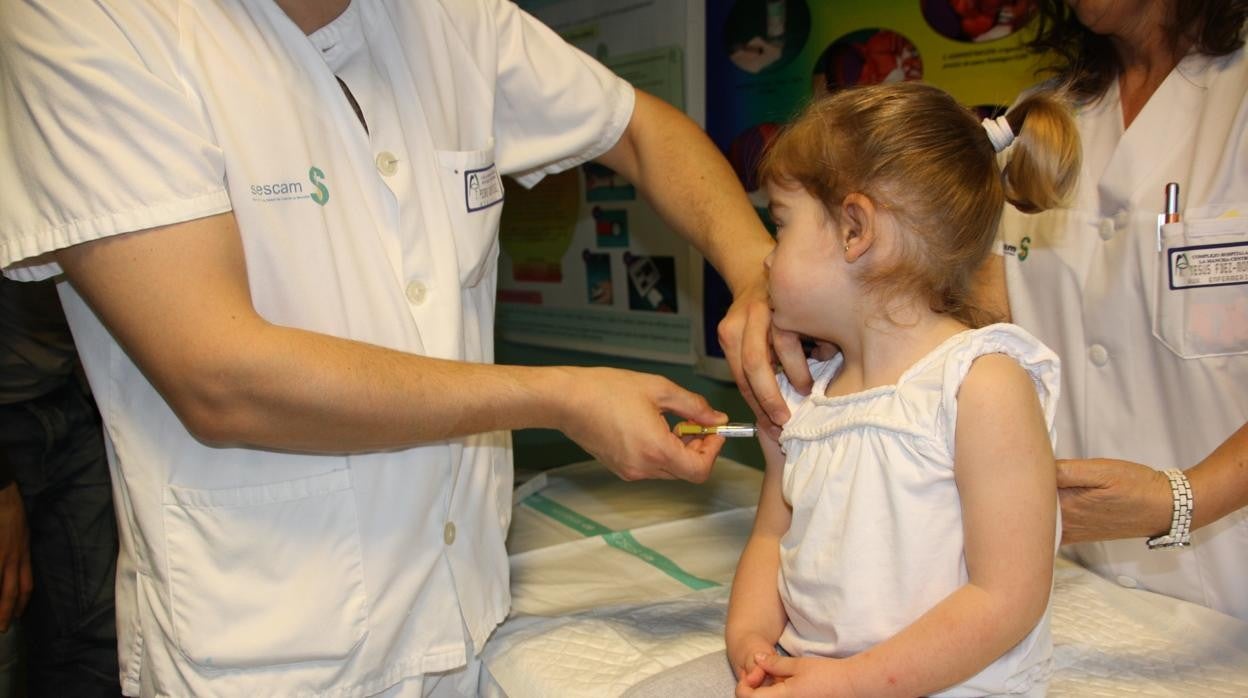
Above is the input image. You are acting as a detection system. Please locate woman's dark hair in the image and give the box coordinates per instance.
[1029,0,1247,102]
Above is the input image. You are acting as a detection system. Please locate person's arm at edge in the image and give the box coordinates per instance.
[53,212,727,481]
[1057,422,1248,542]
[594,89,812,431]
[1186,422,1248,530]
[725,429,790,681]
[0,449,32,632]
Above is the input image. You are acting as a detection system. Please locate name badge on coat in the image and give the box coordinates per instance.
[465,164,504,212]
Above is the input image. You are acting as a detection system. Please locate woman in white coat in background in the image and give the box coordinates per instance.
[987,0,1248,620]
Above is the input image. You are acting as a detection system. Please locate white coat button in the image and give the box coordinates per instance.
[443,522,456,545]
[1116,575,1138,589]
[405,281,427,306]
[1088,343,1109,366]
[376,151,399,176]
[1098,218,1115,240]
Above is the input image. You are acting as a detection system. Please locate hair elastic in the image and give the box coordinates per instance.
[981,115,1015,152]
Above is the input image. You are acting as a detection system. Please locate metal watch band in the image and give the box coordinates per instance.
[1146,468,1194,550]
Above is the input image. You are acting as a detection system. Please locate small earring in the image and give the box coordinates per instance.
[843,242,850,253]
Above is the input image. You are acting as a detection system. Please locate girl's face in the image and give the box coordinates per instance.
[763,181,849,339]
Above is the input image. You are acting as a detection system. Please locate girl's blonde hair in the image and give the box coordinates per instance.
[758,81,1080,327]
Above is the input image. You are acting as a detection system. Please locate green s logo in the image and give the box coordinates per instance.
[1018,235,1031,261]
[308,166,329,206]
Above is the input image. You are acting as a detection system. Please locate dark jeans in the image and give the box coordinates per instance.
[0,380,119,697]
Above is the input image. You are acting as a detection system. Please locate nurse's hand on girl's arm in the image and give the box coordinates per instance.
[1055,458,1173,544]
[1057,422,1248,544]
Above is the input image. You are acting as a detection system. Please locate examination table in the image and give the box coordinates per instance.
[480,459,1248,697]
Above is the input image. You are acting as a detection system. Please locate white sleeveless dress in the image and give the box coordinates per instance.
[776,323,1061,697]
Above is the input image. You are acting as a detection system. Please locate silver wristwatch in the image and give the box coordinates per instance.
[1146,469,1194,550]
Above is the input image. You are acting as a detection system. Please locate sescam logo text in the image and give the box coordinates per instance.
[251,166,330,206]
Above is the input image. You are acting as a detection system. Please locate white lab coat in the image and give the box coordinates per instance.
[998,45,1248,621]
[0,0,633,694]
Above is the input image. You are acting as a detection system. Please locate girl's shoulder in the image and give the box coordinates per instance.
[912,323,1062,450]
[903,323,1058,384]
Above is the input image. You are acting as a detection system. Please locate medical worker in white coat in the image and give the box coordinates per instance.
[987,0,1248,621]
[0,0,800,694]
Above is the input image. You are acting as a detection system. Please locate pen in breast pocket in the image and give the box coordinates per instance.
[1164,182,1180,224]
[1158,182,1180,252]
[675,422,757,437]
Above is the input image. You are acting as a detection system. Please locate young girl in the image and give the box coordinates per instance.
[726,81,1080,697]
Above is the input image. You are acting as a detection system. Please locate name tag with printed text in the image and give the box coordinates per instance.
[1168,242,1248,290]
[464,164,504,212]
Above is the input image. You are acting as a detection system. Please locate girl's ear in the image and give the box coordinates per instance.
[841,193,877,262]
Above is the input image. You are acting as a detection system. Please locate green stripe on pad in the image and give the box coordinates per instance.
[522,492,720,590]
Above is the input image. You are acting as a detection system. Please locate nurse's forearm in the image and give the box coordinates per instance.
[596,90,773,296]
[167,327,726,482]
[167,320,581,451]
[1186,421,1248,530]
[53,213,722,461]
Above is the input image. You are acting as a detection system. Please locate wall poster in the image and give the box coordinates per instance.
[498,0,707,364]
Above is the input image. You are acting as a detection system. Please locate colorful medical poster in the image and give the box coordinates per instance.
[695,0,1046,378]
[498,0,702,363]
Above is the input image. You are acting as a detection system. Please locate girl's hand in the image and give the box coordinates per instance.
[735,649,780,696]
[739,654,857,698]
[729,634,779,680]
[736,662,773,696]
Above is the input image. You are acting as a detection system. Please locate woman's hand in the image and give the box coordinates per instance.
[1056,458,1172,543]
[718,276,810,439]
[557,366,728,483]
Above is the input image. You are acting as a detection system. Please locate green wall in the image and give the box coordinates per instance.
[496,339,763,471]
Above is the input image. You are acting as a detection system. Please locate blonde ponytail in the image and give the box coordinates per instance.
[1001,92,1081,213]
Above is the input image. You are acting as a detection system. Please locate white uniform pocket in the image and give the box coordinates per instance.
[436,142,504,288]
[162,469,370,669]
[1153,215,1248,358]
